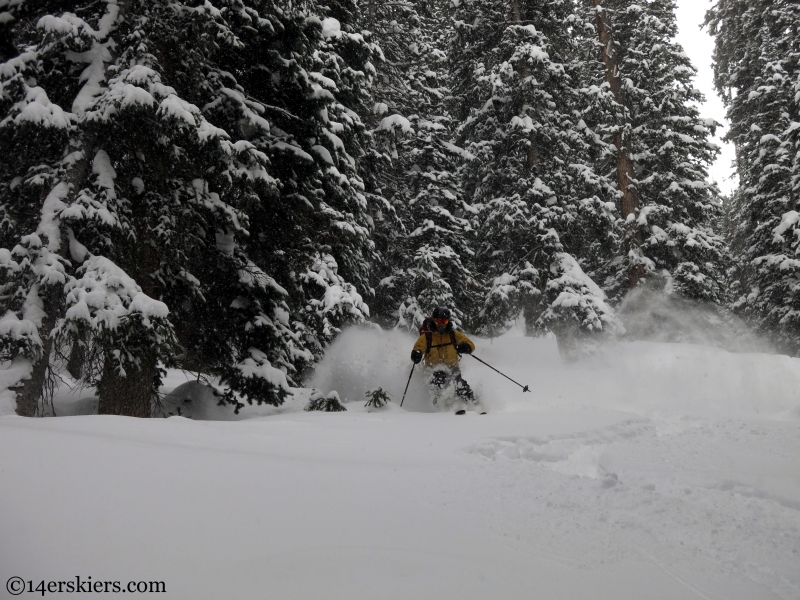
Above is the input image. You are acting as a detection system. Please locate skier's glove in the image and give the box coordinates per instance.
[411,350,423,364]
[456,343,472,354]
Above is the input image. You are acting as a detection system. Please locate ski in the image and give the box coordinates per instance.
[454,408,487,415]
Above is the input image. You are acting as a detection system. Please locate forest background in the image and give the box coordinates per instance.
[0,0,798,417]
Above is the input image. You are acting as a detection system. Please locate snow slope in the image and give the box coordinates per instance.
[1,327,799,599]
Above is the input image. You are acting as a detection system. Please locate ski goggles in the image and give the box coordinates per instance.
[434,317,449,325]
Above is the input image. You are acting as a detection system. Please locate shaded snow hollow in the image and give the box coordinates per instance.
[1,328,799,599]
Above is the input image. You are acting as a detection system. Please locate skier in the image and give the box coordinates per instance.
[410,307,479,411]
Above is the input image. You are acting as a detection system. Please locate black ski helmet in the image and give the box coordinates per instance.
[431,306,451,320]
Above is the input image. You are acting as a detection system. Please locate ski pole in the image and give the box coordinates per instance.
[468,354,530,392]
[400,362,416,407]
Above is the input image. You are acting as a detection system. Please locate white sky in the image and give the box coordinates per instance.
[674,0,738,196]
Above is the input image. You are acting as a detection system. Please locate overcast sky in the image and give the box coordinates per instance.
[673,0,737,196]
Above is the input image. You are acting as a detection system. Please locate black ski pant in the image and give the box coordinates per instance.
[429,366,476,405]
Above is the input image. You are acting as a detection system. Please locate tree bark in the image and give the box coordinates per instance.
[97,357,156,418]
[14,358,50,416]
[66,335,85,380]
[592,0,644,288]
[527,141,539,172]
[13,292,59,417]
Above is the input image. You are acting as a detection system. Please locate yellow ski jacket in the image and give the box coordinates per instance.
[412,328,475,368]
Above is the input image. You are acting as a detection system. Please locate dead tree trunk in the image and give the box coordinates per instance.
[592,0,644,289]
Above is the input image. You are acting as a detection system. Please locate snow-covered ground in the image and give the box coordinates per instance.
[2,327,799,599]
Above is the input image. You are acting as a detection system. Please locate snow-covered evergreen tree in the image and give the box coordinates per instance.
[707,0,800,351]
[451,0,621,347]
[366,0,478,330]
[0,0,377,415]
[198,0,375,384]
[0,0,178,416]
[590,0,728,304]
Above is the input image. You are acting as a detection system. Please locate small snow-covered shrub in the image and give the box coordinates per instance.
[305,390,346,412]
[364,387,391,408]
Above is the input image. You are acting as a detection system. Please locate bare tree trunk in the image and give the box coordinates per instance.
[14,358,51,416]
[527,141,539,171]
[97,358,156,418]
[592,0,644,288]
[66,335,85,379]
[13,294,59,416]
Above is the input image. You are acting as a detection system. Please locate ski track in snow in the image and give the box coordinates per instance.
[460,414,800,599]
[1,327,800,599]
